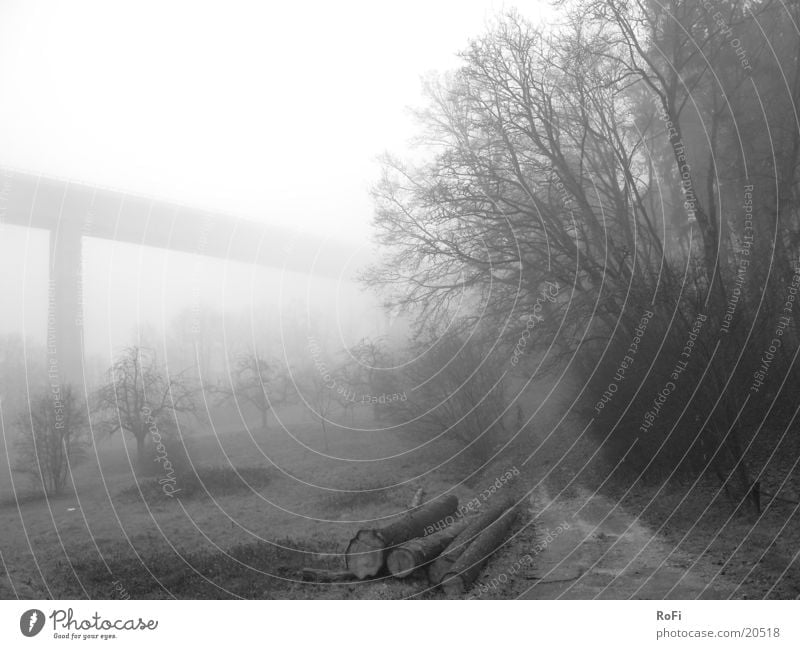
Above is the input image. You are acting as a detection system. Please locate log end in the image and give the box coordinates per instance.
[441,573,466,598]
[428,556,453,586]
[345,531,385,579]
[386,548,417,578]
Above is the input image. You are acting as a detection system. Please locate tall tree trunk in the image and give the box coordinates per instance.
[136,434,147,469]
[321,418,329,452]
[724,427,759,515]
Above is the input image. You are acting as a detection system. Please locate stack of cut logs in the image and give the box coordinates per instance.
[302,488,521,596]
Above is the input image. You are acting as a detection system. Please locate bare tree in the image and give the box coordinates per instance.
[364,7,800,510]
[93,346,199,469]
[14,385,87,496]
[335,338,395,422]
[213,352,294,432]
[302,365,336,452]
[367,12,667,353]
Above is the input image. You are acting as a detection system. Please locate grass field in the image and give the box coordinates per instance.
[3,390,798,600]
[0,403,542,599]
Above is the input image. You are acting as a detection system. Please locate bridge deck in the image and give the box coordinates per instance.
[0,168,360,278]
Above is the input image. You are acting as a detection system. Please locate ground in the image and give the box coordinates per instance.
[517,484,735,599]
[0,405,797,599]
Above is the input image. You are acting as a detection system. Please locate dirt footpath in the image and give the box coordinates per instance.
[518,485,737,599]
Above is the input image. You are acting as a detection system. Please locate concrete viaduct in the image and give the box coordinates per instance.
[0,168,359,385]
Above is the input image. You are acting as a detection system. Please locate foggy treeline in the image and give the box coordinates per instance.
[368,0,800,505]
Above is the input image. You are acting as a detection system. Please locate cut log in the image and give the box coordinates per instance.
[440,504,519,597]
[345,494,458,579]
[345,530,386,580]
[300,568,358,583]
[428,493,514,585]
[386,518,469,578]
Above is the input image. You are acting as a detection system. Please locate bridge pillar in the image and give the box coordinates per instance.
[48,225,84,387]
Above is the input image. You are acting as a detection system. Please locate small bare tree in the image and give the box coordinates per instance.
[335,338,394,422]
[213,352,295,432]
[14,385,87,496]
[93,346,199,470]
[302,366,336,452]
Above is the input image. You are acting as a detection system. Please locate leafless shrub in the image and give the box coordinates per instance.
[92,346,199,474]
[383,330,508,462]
[14,385,88,496]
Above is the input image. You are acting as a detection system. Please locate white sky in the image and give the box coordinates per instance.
[0,0,554,354]
[0,0,559,243]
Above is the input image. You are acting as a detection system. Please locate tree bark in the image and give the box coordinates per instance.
[408,487,425,509]
[440,503,519,597]
[345,494,458,579]
[299,568,358,583]
[428,493,514,585]
[386,518,468,578]
[320,418,329,452]
[136,434,147,467]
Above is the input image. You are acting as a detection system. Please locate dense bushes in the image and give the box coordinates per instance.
[14,385,88,496]
[367,5,800,505]
[381,332,510,463]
